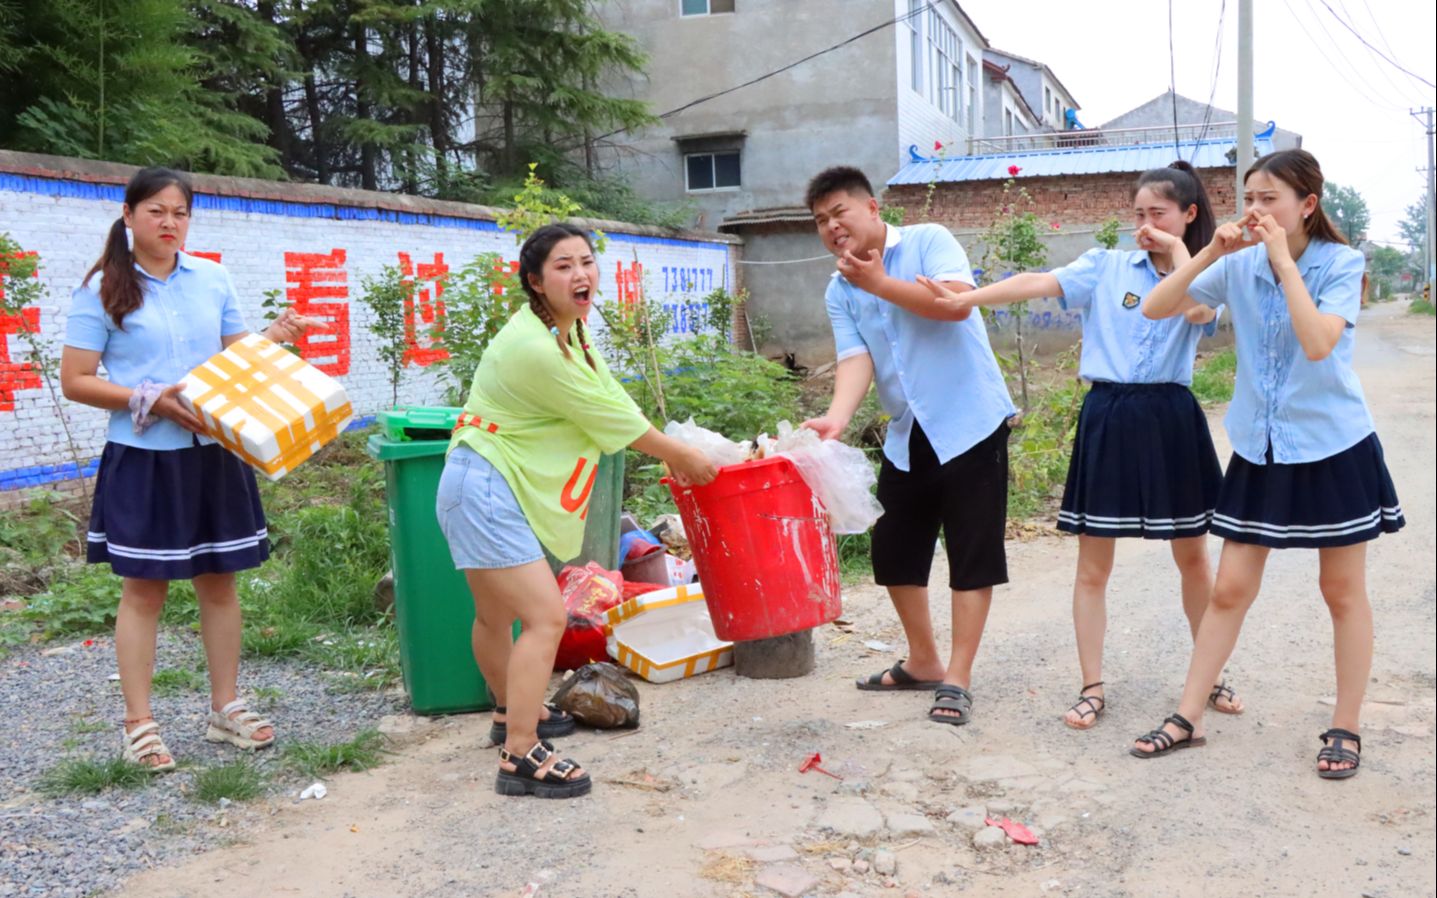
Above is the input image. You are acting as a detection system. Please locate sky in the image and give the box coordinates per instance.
[961,0,1437,247]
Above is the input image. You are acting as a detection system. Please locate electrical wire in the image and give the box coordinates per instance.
[1306,0,1424,108]
[1189,0,1227,164]
[1314,0,1435,89]
[1280,0,1408,112]
[1168,0,1181,156]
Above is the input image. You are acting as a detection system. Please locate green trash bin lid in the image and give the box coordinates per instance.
[377,406,463,441]
[366,432,452,461]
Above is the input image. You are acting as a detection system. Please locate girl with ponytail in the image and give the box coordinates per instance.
[917,160,1242,731]
[60,167,317,772]
[437,223,716,799]
[1138,150,1402,777]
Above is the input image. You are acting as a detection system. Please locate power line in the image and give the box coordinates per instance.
[1307,0,1425,108]
[1314,0,1436,89]
[1189,0,1227,164]
[593,3,932,142]
[1332,0,1426,106]
[1280,0,1406,112]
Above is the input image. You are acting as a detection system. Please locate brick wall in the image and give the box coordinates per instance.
[884,166,1239,229]
[0,151,738,502]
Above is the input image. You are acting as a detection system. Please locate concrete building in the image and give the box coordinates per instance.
[980,48,1080,141]
[598,1,1093,365]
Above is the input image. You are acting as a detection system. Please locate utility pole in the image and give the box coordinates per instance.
[1236,0,1253,216]
[1413,107,1435,300]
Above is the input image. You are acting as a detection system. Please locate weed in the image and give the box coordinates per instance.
[305,627,401,691]
[151,667,208,696]
[1191,347,1237,406]
[252,686,286,708]
[1410,296,1435,316]
[37,756,152,796]
[192,759,269,804]
[283,729,389,779]
[70,717,110,736]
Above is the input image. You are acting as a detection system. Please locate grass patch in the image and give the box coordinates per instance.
[1411,296,1435,316]
[252,686,285,708]
[283,729,388,779]
[151,666,209,696]
[1191,347,1237,405]
[0,493,83,564]
[837,532,873,583]
[307,627,401,691]
[70,716,110,736]
[37,755,152,796]
[1005,351,1087,521]
[192,759,269,804]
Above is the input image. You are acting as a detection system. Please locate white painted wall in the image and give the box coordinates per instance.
[0,159,736,492]
[894,0,984,159]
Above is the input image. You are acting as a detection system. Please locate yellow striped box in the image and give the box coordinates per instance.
[605,584,733,684]
[178,334,354,481]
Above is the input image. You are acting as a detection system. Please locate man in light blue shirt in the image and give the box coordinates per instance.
[801,166,1014,727]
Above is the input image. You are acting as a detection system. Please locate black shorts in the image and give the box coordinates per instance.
[872,421,1009,592]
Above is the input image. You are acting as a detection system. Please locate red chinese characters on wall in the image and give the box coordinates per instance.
[614,260,642,314]
[284,249,350,375]
[0,252,42,413]
[397,251,449,367]
[187,250,222,263]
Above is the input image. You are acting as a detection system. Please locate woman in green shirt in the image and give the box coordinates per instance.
[438,223,717,799]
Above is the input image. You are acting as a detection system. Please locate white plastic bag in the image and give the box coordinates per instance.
[771,421,883,534]
[664,418,751,467]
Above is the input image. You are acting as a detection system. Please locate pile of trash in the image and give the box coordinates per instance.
[664,418,883,534]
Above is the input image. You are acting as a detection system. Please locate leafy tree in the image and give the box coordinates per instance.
[1399,197,1427,254]
[1322,183,1370,244]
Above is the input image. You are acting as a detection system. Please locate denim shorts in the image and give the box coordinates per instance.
[436,446,546,570]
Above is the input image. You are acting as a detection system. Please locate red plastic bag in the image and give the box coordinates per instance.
[554,563,624,671]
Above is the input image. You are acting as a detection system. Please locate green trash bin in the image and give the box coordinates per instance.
[366,406,625,715]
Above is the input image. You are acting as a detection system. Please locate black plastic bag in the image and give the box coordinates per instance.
[551,662,640,729]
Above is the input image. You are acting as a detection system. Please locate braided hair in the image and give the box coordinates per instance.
[518,223,598,371]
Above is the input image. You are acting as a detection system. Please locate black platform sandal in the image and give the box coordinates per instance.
[1064,681,1106,731]
[488,704,577,744]
[1317,728,1361,780]
[1129,713,1206,759]
[927,684,973,726]
[496,741,592,799]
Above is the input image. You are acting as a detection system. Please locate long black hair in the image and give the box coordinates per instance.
[82,167,194,329]
[518,223,598,370]
[1134,160,1216,257]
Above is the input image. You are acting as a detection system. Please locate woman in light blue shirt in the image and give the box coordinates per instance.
[60,168,315,773]
[921,161,1242,732]
[1136,149,1403,778]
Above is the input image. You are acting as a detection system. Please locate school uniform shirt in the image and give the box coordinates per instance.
[1052,248,1219,385]
[449,305,650,561]
[1187,239,1373,465]
[63,252,249,450]
[825,223,1015,471]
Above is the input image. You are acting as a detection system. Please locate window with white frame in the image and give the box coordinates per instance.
[926,10,960,120]
[907,0,923,94]
[685,151,740,191]
[966,56,978,134]
[681,0,733,15]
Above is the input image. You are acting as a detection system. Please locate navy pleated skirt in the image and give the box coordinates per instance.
[1058,382,1223,539]
[1211,433,1404,549]
[86,441,270,580]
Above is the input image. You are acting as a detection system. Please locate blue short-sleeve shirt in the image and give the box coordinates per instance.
[824,223,1015,471]
[1187,240,1373,465]
[64,252,250,450]
[1053,248,1219,385]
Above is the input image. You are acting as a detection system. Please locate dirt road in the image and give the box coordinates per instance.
[115,303,1436,898]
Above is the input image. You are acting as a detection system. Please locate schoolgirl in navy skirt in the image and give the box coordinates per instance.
[1138,149,1402,778]
[60,167,317,771]
[921,161,1242,730]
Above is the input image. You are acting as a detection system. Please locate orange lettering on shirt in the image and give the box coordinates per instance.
[561,457,598,519]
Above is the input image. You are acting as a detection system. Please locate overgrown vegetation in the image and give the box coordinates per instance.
[1411,294,1435,316]
[192,758,269,804]
[283,729,388,779]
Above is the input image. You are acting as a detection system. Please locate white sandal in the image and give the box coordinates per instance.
[122,720,177,772]
[205,699,276,751]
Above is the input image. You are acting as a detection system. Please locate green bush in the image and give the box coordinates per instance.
[1191,347,1237,405]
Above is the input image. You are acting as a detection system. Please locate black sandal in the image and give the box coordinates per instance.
[488,703,577,744]
[927,684,973,726]
[1317,728,1362,780]
[1064,681,1106,730]
[1208,680,1243,715]
[1129,713,1206,758]
[496,741,592,799]
[856,660,943,691]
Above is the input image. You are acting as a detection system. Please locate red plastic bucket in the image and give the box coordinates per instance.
[666,456,842,641]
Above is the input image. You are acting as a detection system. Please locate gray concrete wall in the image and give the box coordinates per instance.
[595,0,902,230]
[733,225,837,367]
